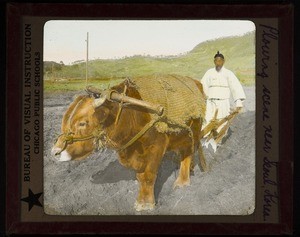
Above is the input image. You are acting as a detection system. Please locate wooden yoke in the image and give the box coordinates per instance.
[86,85,164,116]
[109,91,164,116]
[114,85,127,125]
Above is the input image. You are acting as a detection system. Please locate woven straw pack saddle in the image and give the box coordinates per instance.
[129,74,206,134]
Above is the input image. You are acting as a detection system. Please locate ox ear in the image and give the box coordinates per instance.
[93,94,107,108]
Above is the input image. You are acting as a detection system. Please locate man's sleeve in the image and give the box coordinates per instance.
[228,71,246,102]
[200,70,210,97]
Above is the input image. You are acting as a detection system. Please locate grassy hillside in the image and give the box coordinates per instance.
[44,31,255,91]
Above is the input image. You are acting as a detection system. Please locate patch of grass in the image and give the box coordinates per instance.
[235,68,255,86]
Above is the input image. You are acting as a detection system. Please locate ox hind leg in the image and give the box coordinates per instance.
[134,135,167,212]
[173,145,208,189]
[173,155,192,189]
[172,119,201,189]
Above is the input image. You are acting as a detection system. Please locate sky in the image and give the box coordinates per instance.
[44,20,255,65]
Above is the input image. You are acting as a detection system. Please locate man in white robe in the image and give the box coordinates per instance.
[201,51,246,151]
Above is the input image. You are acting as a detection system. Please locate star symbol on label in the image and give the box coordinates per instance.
[21,188,43,211]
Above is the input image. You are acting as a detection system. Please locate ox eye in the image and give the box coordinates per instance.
[79,122,86,127]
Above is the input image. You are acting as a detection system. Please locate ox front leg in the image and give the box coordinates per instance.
[134,140,166,212]
[125,130,168,212]
[173,155,192,189]
[135,171,157,211]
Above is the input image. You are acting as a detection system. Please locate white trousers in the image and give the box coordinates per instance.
[204,98,230,126]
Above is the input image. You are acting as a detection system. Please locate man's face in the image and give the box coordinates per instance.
[214,57,225,71]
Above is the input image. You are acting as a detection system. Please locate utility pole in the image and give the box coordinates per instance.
[86,32,89,84]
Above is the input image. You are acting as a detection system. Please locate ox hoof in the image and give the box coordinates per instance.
[173,178,190,189]
[134,201,155,212]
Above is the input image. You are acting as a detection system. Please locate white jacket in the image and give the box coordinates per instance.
[201,66,246,102]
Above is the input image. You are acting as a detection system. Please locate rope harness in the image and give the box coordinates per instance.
[54,117,162,155]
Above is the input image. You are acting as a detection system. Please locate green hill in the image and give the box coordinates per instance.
[44,31,255,91]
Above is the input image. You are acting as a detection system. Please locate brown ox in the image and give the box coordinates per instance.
[51,78,207,211]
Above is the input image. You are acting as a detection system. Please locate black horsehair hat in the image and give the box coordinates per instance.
[214,51,224,59]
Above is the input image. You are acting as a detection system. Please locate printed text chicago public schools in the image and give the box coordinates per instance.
[258,24,279,222]
[23,23,42,182]
[34,52,41,155]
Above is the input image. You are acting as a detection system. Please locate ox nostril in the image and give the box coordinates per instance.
[51,147,62,156]
[51,147,72,162]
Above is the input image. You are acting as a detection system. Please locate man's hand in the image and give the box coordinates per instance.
[235,99,244,108]
[235,99,244,113]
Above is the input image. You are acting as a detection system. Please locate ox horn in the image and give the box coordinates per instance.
[93,95,107,108]
[86,85,108,108]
